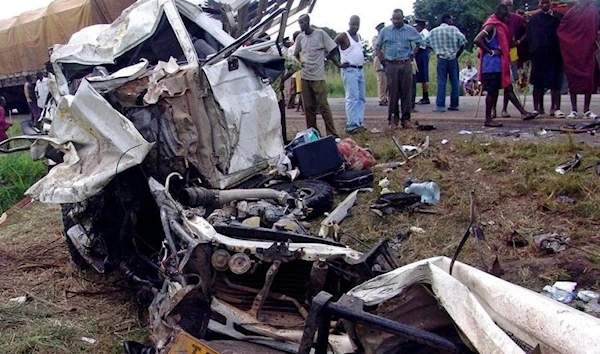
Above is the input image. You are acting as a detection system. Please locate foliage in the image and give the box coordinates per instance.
[413,0,533,49]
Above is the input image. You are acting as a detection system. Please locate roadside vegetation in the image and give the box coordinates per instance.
[0,124,46,214]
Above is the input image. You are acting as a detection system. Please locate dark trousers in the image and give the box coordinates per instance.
[412,74,417,109]
[301,79,338,137]
[385,62,413,124]
[436,58,460,109]
[278,99,287,143]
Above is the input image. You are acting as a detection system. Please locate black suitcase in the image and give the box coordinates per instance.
[329,169,374,191]
[292,136,344,179]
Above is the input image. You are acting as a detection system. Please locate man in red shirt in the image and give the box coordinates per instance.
[499,0,527,118]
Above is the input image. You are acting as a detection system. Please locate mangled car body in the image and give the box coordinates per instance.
[3,0,600,353]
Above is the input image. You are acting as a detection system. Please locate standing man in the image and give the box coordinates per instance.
[335,16,366,134]
[425,14,467,112]
[414,19,431,105]
[35,71,49,115]
[475,4,538,127]
[24,75,39,124]
[372,23,388,106]
[527,0,563,117]
[500,0,528,118]
[376,9,423,130]
[294,14,342,137]
[558,0,599,119]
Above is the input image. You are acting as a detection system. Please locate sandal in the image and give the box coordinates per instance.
[554,110,566,118]
[584,111,598,119]
[522,111,539,121]
[501,111,511,118]
[484,120,503,127]
[566,111,579,119]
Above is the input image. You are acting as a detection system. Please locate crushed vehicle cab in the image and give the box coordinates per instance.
[2,0,397,353]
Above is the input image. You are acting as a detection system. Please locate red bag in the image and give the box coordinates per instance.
[337,138,376,171]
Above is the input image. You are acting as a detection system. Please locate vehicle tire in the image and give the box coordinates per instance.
[61,203,89,269]
[270,180,334,218]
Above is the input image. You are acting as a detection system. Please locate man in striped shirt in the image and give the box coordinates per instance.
[376,9,423,130]
[425,14,467,113]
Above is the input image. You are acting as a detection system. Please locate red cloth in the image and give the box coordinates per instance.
[0,106,10,142]
[507,13,525,45]
[337,138,376,171]
[557,2,599,94]
[479,15,512,89]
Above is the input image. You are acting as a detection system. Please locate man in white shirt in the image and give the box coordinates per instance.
[414,19,431,105]
[372,22,388,106]
[459,61,478,96]
[35,71,49,113]
[335,15,366,134]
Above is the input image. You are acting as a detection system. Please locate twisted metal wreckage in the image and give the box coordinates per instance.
[1,0,600,353]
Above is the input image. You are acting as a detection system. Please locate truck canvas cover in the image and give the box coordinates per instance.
[0,0,136,77]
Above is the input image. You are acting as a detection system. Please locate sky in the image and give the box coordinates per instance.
[2,0,415,40]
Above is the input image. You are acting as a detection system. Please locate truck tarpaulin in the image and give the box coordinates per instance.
[0,0,135,77]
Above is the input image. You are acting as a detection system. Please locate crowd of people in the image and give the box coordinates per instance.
[278,0,600,136]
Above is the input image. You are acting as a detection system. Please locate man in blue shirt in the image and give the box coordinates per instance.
[376,9,423,129]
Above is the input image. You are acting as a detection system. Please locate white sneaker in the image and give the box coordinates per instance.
[584,111,598,119]
[566,111,579,119]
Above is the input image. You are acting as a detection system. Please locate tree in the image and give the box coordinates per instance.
[413,0,533,50]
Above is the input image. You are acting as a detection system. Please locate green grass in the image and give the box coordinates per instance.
[0,123,46,213]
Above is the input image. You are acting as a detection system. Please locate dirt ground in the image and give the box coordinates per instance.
[1,97,600,353]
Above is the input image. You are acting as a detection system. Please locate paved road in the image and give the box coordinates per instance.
[285,96,600,138]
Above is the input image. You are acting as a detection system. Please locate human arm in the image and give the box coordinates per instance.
[323,30,343,68]
[474,25,500,56]
[282,56,301,82]
[456,30,467,58]
[410,27,424,58]
[334,33,350,68]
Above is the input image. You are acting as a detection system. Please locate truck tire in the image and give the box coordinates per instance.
[61,204,89,269]
[270,180,334,218]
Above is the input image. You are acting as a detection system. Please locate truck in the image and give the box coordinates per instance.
[0,0,137,113]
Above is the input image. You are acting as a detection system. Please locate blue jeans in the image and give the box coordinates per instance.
[341,67,365,131]
[436,58,460,110]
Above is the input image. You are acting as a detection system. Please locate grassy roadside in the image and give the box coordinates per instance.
[0,124,46,214]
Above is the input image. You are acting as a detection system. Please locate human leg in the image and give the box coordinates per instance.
[435,58,448,111]
[399,63,413,124]
[342,68,361,132]
[357,69,366,127]
[312,80,338,137]
[448,58,460,109]
[301,79,318,133]
[386,65,401,126]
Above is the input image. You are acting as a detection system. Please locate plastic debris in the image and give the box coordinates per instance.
[534,233,569,253]
[370,127,383,133]
[409,226,426,234]
[578,290,600,303]
[379,177,393,195]
[81,337,97,345]
[458,130,473,135]
[555,154,582,175]
[441,139,448,145]
[404,181,441,204]
[556,195,577,205]
[8,296,27,304]
[475,168,483,173]
[0,212,7,226]
[543,282,576,303]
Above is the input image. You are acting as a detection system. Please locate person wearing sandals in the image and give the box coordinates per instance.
[557,0,599,119]
[527,0,564,118]
[475,4,538,127]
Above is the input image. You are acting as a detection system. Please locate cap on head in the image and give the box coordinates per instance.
[375,22,385,30]
[413,19,426,27]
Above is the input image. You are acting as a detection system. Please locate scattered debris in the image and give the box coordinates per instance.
[81,337,97,345]
[378,177,393,195]
[337,138,376,171]
[497,130,521,138]
[374,136,430,170]
[318,189,371,240]
[0,212,7,226]
[409,226,426,234]
[416,124,437,131]
[535,233,570,253]
[536,129,548,136]
[404,181,441,204]
[556,195,577,205]
[543,282,577,303]
[441,139,448,145]
[506,231,529,248]
[8,295,27,304]
[459,130,473,135]
[475,168,483,173]
[555,154,582,174]
[553,120,600,134]
[370,127,383,133]
[578,290,600,303]
[370,193,421,216]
